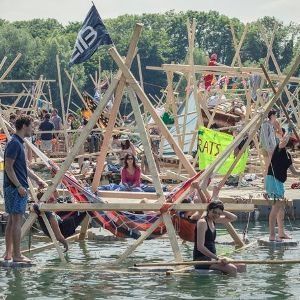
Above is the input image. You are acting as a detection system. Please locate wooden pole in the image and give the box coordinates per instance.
[36,76,118,205]
[260,64,300,141]
[91,23,144,192]
[0,56,7,71]
[41,212,67,262]
[56,55,69,152]
[0,53,22,83]
[108,47,196,176]
[137,54,144,91]
[127,87,183,262]
[135,259,300,267]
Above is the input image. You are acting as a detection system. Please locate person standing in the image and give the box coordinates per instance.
[51,109,62,152]
[39,113,54,154]
[266,127,300,241]
[260,110,282,176]
[204,53,218,91]
[3,115,45,262]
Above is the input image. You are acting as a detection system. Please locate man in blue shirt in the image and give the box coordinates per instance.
[3,115,45,263]
[39,113,54,154]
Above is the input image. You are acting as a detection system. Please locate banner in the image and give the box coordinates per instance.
[70,4,113,65]
[197,126,248,175]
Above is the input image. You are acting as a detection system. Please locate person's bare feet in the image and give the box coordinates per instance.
[269,235,282,242]
[13,255,31,263]
[279,233,292,239]
[2,252,12,261]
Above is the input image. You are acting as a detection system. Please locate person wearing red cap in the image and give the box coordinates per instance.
[204,53,218,91]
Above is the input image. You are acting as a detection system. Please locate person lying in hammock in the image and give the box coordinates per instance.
[265,126,300,241]
[34,191,69,252]
[194,200,246,276]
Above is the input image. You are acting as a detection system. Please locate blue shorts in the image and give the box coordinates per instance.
[4,185,28,214]
[265,175,285,200]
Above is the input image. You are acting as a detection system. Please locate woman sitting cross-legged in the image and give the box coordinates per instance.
[194,200,246,276]
[119,154,142,192]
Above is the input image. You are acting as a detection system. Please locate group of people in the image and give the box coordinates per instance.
[2,103,299,275]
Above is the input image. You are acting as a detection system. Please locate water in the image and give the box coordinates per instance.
[1,221,300,299]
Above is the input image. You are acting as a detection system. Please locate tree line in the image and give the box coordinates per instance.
[0,10,299,110]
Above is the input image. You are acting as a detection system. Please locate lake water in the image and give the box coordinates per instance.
[0,220,300,299]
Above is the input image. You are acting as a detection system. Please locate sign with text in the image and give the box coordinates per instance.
[197,126,248,175]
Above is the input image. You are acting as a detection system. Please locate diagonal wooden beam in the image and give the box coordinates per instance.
[91,23,143,192]
[0,53,22,83]
[109,47,196,176]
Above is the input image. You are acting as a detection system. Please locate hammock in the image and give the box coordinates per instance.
[27,136,202,240]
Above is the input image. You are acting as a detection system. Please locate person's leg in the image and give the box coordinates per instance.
[4,215,13,260]
[277,202,291,239]
[269,202,281,241]
[210,263,237,276]
[11,214,31,262]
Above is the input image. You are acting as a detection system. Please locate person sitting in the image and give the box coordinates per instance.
[231,98,246,119]
[194,200,246,275]
[266,126,300,241]
[119,154,142,192]
[38,113,54,154]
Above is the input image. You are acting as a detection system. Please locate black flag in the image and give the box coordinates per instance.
[69,4,113,65]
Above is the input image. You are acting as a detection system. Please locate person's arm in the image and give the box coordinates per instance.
[5,158,27,196]
[27,168,47,188]
[121,168,128,185]
[289,164,300,176]
[132,168,141,187]
[196,220,218,260]
[215,211,237,224]
[278,132,290,149]
[130,143,137,156]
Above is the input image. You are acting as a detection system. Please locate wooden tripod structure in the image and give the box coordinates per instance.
[1,22,299,265]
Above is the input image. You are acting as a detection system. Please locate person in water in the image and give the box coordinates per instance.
[266,126,300,241]
[194,200,246,275]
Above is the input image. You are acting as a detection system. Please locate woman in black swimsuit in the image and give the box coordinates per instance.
[194,200,246,275]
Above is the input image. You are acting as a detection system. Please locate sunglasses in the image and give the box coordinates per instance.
[211,209,221,216]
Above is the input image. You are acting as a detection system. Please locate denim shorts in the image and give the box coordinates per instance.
[4,185,28,214]
[265,175,285,200]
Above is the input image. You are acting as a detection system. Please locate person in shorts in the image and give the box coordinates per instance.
[3,115,46,263]
[39,113,54,154]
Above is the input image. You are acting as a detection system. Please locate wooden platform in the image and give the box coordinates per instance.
[258,236,298,247]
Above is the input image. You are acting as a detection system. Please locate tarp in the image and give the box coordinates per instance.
[197,126,248,175]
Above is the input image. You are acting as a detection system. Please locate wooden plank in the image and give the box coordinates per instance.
[35,203,254,212]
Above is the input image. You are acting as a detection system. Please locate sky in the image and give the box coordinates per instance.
[0,0,299,24]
